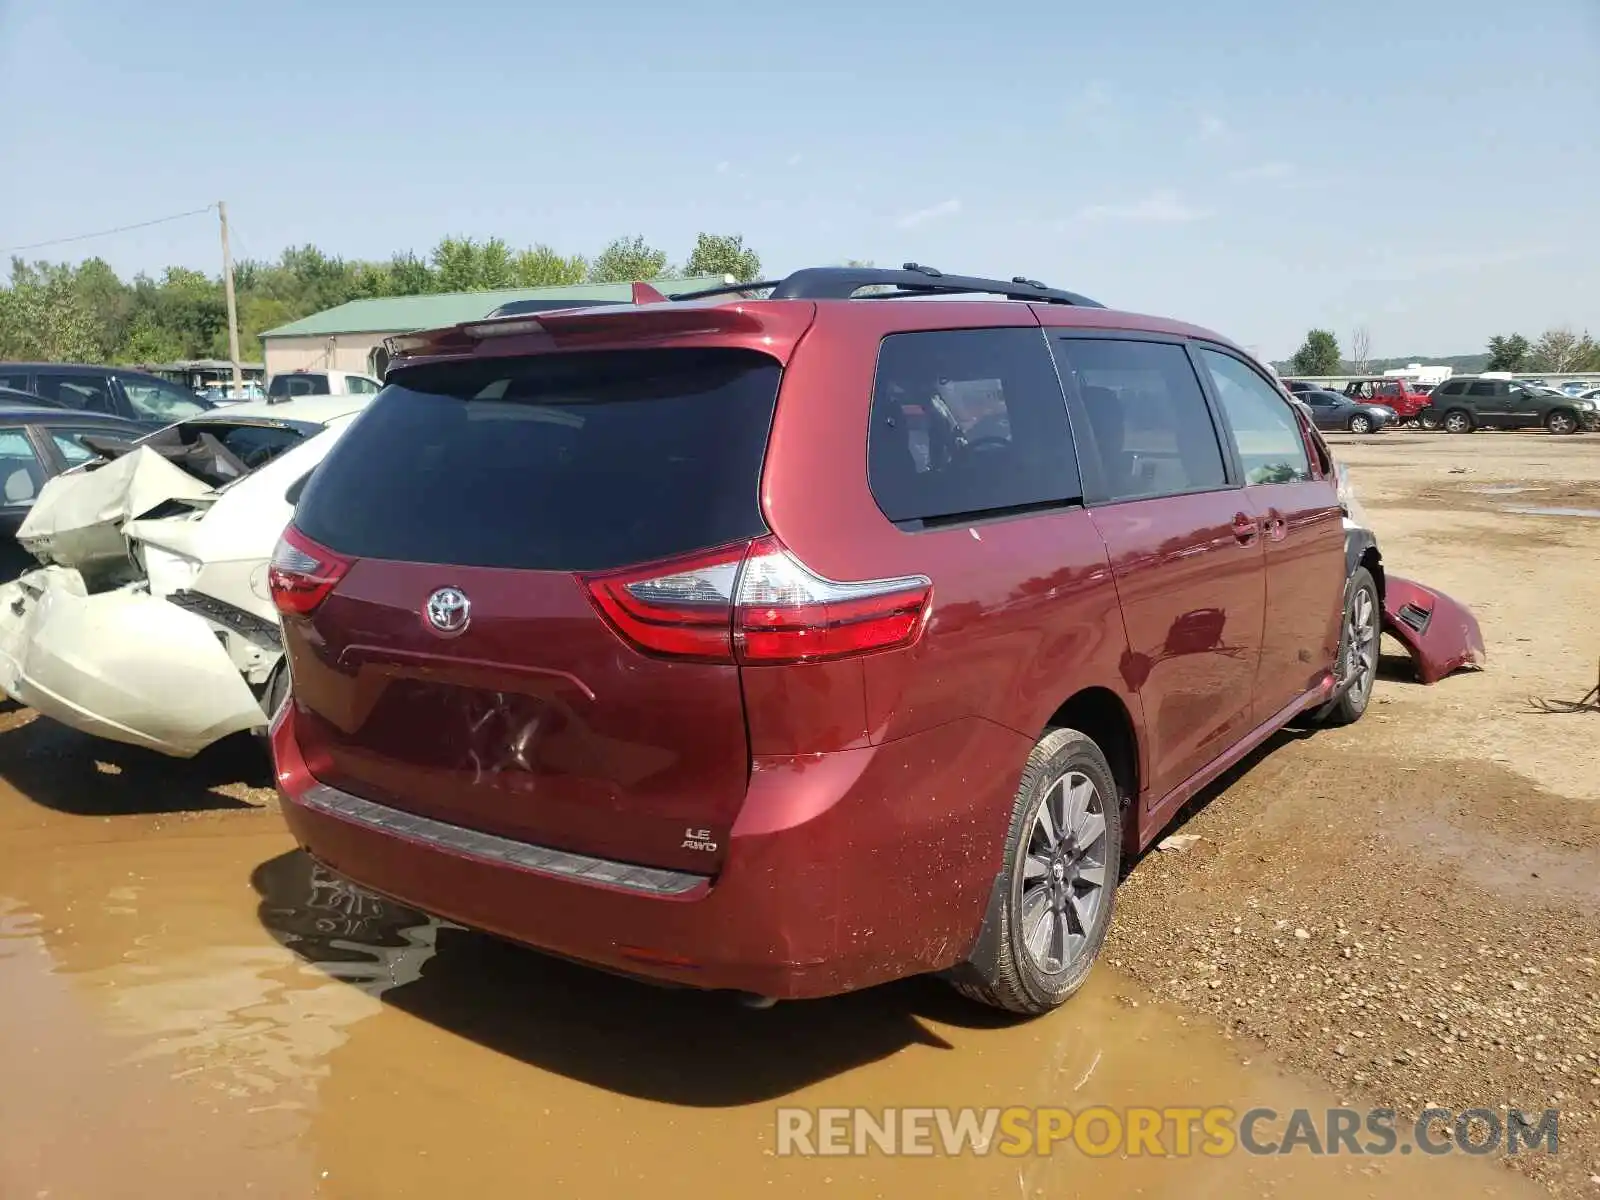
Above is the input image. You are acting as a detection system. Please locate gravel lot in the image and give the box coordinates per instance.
[1108,430,1600,1196]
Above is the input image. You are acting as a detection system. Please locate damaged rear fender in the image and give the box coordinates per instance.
[1381,575,1486,685]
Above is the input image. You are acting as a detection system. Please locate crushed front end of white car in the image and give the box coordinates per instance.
[0,403,364,757]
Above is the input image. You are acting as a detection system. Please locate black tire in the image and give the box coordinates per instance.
[1442,409,1474,434]
[1313,566,1379,728]
[949,728,1122,1015]
[253,663,290,748]
[1418,408,1440,430]
[1348,413,1373,435]
[1546,409,1579,435]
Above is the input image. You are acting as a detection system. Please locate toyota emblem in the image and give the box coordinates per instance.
[425,587,471,635]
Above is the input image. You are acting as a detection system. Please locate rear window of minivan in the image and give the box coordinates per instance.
[292,347,780,572]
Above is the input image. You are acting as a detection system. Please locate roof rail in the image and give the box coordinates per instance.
[773,264,1104,306]
[668,264,1103,307]
[666,280,780,301]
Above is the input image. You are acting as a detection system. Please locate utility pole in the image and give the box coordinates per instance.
[218,201,242,391]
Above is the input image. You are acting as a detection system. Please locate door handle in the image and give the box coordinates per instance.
[1232,512,1259,545]
[1263,509,1288,542]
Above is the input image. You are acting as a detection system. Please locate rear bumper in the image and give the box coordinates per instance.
[273,704,1031,999]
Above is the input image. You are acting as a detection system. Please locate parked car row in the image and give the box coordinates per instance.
[0,266,1488,1018]
[1517,378,1600,399]
[1282,374,1598,434]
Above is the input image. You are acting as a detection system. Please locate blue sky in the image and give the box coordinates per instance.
[1,0,1595,358]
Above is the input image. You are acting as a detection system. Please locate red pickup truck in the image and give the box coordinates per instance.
[1342,378,1434,425]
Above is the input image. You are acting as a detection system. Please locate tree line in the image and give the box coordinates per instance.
[1285,326,1600,377]
[0,232,763,366]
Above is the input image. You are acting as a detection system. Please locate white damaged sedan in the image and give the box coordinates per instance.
[0,395,372,757]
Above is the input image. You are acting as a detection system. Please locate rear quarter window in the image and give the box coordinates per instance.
[293,347,781,572]
[867,327,1081,526]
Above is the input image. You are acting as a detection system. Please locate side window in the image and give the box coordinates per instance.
[867,328,1080,525]
[36,373,114,413]
[348,376,381,395]
[0,373,28,391]
[1434,380,1465,397]
[120,377,206,423]
[1198,348,1312,486]
[1051,338,1228,503]
[0,430,45,505]
[49,428,126,465]
[1467,381,1497,397]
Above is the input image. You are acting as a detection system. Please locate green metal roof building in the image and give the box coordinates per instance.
[258,275,731,379]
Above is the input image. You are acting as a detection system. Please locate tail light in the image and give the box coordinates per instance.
[582,537,932,665]
[583,543,746,662]
[269,526,353,616]
[734,538,932,663]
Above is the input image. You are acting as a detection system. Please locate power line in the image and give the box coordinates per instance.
[1,205,218,255]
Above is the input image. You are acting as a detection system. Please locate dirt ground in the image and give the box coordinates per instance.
[1,429,1597,1199]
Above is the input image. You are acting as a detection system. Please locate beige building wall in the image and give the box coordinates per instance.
[262,334,393,381]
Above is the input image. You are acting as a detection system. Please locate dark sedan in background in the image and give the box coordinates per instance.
[0,405,145,580]
[1296,389,1396,434]
[0,362,213,430]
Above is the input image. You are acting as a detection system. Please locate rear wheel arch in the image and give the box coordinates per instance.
[1043,687,1140,823]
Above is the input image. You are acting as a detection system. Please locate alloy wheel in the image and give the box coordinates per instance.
[1444,412,1470,433]
[1020,771,1109,973]
[1549,413,1576,435]
[1349,415,1372,434]
[1339,583,1378,707]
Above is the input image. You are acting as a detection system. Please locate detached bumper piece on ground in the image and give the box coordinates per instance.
[1380,574,1487,685]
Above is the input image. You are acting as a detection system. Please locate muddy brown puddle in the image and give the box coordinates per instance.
[0,762,1544,1199]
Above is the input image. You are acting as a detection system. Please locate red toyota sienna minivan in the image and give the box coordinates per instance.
[269,265,1375,1014]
